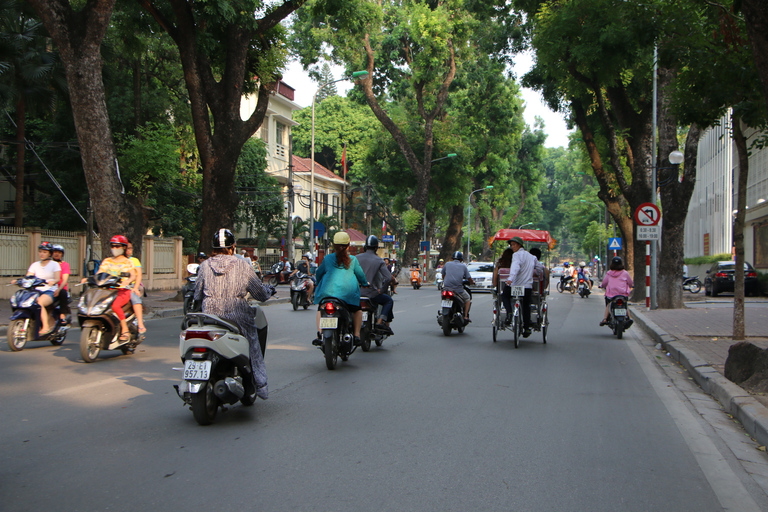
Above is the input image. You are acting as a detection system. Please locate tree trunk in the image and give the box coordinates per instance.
[742,0,768,111]
[14,95,25,227]
[28,0,144,255]
[732,114,749,340]
[439,205,464,261]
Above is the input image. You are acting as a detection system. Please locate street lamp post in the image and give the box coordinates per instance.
[518,222,534,230]
[466,185,493,258]
[310,70,368,260]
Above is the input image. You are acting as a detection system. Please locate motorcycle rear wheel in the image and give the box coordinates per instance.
[689,280,702,294]
[183,297,191,315]
[291,293,299,311]
[191,381,218,425]
[324,331,338,370]
[79,326,102,363]
[614,320,624,339]
[360,323,372,352]
[266,276,278,287]
[7,319,31,351]
[442,314,451,336]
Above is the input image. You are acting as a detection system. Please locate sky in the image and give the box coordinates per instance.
[281,51,574,149]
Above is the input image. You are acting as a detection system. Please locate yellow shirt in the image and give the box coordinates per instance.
[97,258,135,288]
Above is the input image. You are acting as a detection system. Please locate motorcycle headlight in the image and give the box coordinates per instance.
[21,295,37,308]
[90,296,115,316]
[78,295,87,314]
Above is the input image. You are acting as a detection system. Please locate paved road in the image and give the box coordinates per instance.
[1,287,767,511]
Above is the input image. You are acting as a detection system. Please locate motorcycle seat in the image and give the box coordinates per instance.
[182,313,241,335]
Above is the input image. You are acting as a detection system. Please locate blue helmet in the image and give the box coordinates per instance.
[452,251,463,261]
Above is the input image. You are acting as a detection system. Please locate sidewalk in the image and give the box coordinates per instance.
[633,299,768,447]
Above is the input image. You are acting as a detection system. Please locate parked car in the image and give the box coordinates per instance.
[466,262,495,292]
[704,261,760,297]
[551,265,565,278]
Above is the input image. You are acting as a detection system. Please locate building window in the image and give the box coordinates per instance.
[260,118,269,143]
[275,122,286,158]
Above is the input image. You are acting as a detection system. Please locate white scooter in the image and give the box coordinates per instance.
[174,305,269,426]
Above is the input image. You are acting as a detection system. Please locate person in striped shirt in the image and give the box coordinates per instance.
[505,236,537,338]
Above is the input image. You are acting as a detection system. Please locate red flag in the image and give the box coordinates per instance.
[382,219,386,235]
[341,143,347,178]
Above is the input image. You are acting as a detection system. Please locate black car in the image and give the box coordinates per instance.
[704,261,760,297]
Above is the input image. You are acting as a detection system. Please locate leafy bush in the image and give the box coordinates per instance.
[684,253,733,265]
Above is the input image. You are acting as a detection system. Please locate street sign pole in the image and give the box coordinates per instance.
[634,203,661,310]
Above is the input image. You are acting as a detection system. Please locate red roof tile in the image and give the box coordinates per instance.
[292,155,346,184]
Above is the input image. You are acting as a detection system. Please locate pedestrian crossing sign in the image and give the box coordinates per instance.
[608,237,622,250]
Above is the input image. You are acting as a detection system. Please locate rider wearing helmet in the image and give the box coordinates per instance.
[599,256,634,328]
[312,231,370,346]
[356,235,396,335]
[91,235,137,344]
[441,251,475,323]
[194,228,274,399]
[16,242,62,336]
[51,244,71,325]
[196,252,208,264]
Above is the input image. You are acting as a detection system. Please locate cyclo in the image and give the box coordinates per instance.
[488,229,555,348]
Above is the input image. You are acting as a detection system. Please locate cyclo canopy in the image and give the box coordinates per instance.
[489,229,557,250]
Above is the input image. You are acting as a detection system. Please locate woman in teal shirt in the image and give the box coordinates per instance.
[313,231,369,346]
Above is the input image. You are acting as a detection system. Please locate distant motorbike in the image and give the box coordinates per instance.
[683,275,702,294]
[436,283,471,336]
[77,273,141,362]
[290,272,311,310]
[317,297,357,370]
[264,262,292,286]
[410,268,422,289]
[175,303,269,425]
[556,277,576,294]
[577,276,590,298]
[604,295,631,339]
[6,276,69,351]
[359,297,390,351]
[182,263,199,315]
[436,272,444,291]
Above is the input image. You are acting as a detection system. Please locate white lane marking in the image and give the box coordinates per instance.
[624,332,763,512]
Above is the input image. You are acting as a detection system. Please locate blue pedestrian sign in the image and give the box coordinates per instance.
[608,237,622,250]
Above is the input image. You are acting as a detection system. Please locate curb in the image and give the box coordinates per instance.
[633,309,768,447]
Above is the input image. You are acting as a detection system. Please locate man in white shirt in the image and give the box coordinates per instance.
[505,236,537,337]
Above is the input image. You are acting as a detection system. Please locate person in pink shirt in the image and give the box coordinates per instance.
[599,256,634,327]
[52,244,71,325]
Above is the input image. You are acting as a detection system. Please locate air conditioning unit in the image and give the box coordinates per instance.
[266,248,279,255]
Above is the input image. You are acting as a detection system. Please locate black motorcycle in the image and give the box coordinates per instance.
[290,272,311,311]
[182,263,199,315]
[577,276,591,298]
[436,283,471,336]
[605,295,631,339]
[317,297,357,370]
[359,297,390,351]
[6,276,69,351]
[683,275,702,294]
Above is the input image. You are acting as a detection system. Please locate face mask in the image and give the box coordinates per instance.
[111,247,125,257]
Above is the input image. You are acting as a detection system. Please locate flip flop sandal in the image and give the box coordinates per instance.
[118,332,131,342]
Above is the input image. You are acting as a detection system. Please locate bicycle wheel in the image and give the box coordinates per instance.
[512,309,520,349]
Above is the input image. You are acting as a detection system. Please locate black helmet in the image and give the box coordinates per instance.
[212,228,235,249]
[52,244,65,255]
[196,252,207,260]
[611,256,623,266]
[38,242,54,253]
[453,251,463,261]
[365,235,379,251]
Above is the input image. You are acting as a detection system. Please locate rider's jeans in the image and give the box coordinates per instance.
[369,293,394,322]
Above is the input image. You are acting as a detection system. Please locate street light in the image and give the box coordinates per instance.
[580,199,605,273]
[518,222,534,229]
[466,185,493,258]
[310,70,368,260]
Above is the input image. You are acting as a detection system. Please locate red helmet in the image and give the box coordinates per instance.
[110,235,129,246]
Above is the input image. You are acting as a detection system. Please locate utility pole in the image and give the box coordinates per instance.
[287,134,295,262]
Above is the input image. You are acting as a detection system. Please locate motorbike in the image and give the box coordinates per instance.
[436,283,471,336]
[436,272,444,291]
[77,273,141,362]
[556,276,576,294]
[182,263,199,315]
[577,276,590,298]
[317,297,357,370]
[6,276,69,351]
[290,271,311,310]
[359,297,390,351]
[175,303,269,425]
[263,262,292,286]
[410,268,422,289]
[605,295,632,339]
[683,275,702,294]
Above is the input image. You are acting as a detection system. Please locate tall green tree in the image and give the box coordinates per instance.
[0,0,64,226]
[315,62,337,103]
[137,0,305,252]
[292,0,515,261]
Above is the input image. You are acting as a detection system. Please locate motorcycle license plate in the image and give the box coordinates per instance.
[509,286,524,297]
[441,300,453,308]
[613,308,627,317]
[183,360,211,381]
[320,317,338,329]
[362,312,369,321]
